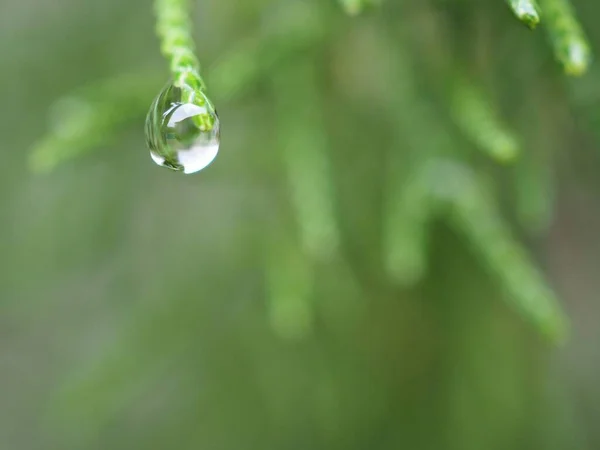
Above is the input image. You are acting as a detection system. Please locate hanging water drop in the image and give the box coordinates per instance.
[145,82,220,174]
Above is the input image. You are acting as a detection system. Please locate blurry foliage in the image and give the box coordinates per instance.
[2,0,600,449]
[32,0,576,339]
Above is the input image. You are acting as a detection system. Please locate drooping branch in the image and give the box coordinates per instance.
[507,0,541,29]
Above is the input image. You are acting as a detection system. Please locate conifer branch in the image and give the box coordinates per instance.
[208,3,325,99]
[272,61,340,261]
[429,160,568,342]
[540,0,591,76]
[507,0,541,29]
[450,77,520,163]
[154,0,216,129]
[384,163,433,286]
[29,3,326,173]
[29,75,162,173]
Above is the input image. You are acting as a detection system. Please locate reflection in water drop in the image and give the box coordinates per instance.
[145,83,220,174]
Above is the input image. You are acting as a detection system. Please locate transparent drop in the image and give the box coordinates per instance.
[145,82,220,174]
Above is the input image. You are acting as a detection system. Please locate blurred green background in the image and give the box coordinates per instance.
[2,0,600,448]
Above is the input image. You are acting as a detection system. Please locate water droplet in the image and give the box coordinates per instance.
[145,82,220,174]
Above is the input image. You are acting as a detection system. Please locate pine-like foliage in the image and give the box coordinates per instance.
[3,0,598,449]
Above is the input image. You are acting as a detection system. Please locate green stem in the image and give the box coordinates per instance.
[429,160,568,343]
[539,0,591,76]
[507,0,541,29]
[384,160,432,286]
[30,74,162,173]
[450,76,520,164]
[272,60,340,261]
[154,0,215,130]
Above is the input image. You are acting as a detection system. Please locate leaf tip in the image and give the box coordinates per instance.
[510,1,541,29]
[563,41,592,76]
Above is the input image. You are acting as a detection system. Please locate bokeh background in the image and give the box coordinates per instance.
[2,0,600,449]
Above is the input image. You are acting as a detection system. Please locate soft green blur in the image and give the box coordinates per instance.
[2,0,600,449]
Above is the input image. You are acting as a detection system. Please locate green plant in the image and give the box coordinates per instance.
[30,0,592,343]
[16,1,600,448]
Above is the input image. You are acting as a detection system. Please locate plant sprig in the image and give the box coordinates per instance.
[540,0,591,76]
[29,74,162,173]
[155,0,216,130]
[427,160,568,342]
[508,0,541,29]
[450,76,520,164]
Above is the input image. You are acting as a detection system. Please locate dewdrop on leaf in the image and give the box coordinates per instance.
[145,82,220,174]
